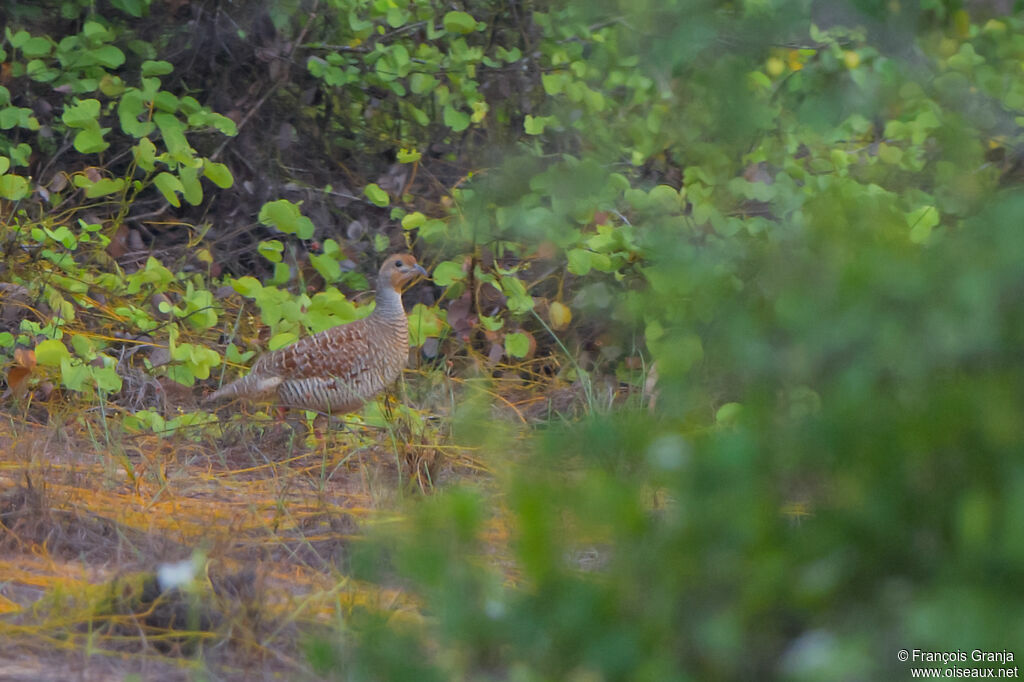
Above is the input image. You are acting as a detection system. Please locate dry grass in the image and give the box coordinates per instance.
[0,363,594,680]
[0,389,455,677]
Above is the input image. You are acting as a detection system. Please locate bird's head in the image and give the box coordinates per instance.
[379,253,429,291]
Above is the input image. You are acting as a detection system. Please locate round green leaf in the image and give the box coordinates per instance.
[504,332,529,358]
[35,339,71,367]
[443,11,479,34]
[0,173,29,200]
[91,45,126,68]
[401,211,426,230]
[73,126,110,154]
[432,260,465,286]
[715,402,744,426]
[21,36,52,58]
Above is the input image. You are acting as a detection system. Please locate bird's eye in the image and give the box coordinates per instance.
[395,262,404,269]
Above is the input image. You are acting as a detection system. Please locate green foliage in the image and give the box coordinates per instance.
[258,199,315,239]
[2,20,236,214]
[5,0,1024,676]
[363,183,390,207]
[298,2,1024,680]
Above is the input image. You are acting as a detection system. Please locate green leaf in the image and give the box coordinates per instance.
[715,402,744,426]
[268,332,298,351]
[364,183,390,207]
[878,143,903,165]
[443,11,479,34]
[407,304,447,346]
[432,260,465,286]
[118,90,155,137]
[480,315,503,331]
[91,44,126,68]
[500,276,534,314]
[62,99,101,128]
[91,365,123,392]
[35,339,71,367]
[409,73,438,95]
[0,107,20,130]
[397,148,422,163]
[9,143,31,166]
[258,199,316,239]
[84,177,125,198]
[201,112,237,136]
[203,160,233,188]
[141,60,174,76]
[504,332,529,358]
[524,114,553,135]
[269,262,291,286]
[307,289,358,332]
[226,343,254,364]
[178,164,203,205]
[154,112,191,161]
[153,90,179,113]
[443,104,470,132]
[111,0,146,17]
[541,72,565,95]
[648,184,684,211]
[258,240,284,263]
[567,248,592,275]
[0,174,29,200]
[401,211,426,230]
[153,171,184,207]
[310,252,342,283]
[82,21,109,41]
[908,205,939,244]
[73,126,110,154]
[230,276,263,297]
[21,36,52,58]
[133,138,157,171]
[60,357,91,392]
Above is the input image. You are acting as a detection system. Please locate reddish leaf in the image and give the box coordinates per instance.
[6,367,32,397]
[14,348,36,371]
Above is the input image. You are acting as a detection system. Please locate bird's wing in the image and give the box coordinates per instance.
[256,317,372,382]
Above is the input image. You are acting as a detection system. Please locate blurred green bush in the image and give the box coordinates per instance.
[303,1,1024,680]
[4,0,1024,677]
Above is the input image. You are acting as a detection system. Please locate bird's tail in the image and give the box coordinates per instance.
[205,373,282,403]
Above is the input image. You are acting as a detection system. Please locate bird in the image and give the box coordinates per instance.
[206,253,429,414]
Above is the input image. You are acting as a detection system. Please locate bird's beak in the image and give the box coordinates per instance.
[413,264,430,280]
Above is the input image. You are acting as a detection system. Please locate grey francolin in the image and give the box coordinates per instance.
[206,253,428,414]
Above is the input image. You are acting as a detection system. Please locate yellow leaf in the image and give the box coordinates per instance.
[549,301,572,331]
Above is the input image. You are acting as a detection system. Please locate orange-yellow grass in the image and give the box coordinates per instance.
[0,400,490,662]
[0,348,575,679]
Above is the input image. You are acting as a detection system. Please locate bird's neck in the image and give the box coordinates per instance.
[373,280,404,318]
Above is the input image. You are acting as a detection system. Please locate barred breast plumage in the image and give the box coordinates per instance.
[206,253,428,414]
